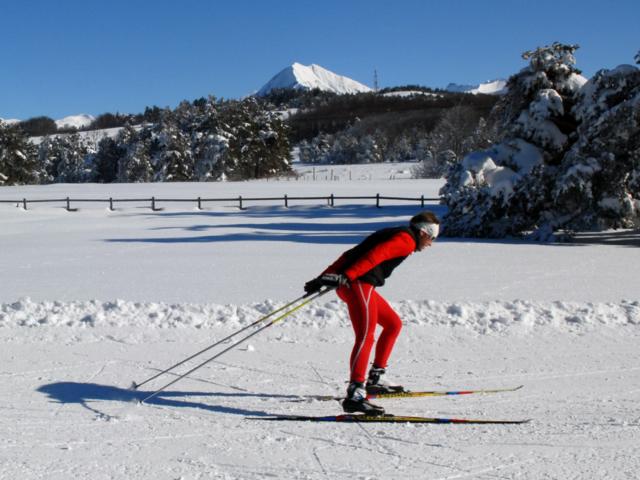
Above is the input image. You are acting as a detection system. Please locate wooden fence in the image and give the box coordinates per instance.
[0,194,439,212]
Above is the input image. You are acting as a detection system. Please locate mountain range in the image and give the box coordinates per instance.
[257,62,507,97]
[1,64,506,124]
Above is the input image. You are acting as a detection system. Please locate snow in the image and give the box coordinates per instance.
[0,117,21,125]
[459,141,545,199]
[30,126,128,146]
[382,90,442,98]
[257,62,372,96]
[445,79,507,95]
[55,114,95,130]
[1,167,640,479]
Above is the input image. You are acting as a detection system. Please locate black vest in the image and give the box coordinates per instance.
[339,226,420,287]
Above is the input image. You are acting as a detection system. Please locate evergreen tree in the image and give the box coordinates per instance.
[551,63,640,231]
[153,117,193,182]
[46,133,91,183]
[191,98,230,181]
[441,43,640,238]
[117,125,154,182]
[223,98,291,179]
[94,137,125,183]
[0,121,40,185]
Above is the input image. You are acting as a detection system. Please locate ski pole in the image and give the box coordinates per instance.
[139,287,333,404]
[132,291,314,390]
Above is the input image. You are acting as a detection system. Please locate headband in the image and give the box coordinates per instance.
[413,222,439,239]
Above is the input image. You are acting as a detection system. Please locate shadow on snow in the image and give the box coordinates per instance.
[105,204,441,245]
[37,381,299,418]
[104,203,639,248]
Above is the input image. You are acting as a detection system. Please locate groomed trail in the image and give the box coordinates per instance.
[1,300,640,479]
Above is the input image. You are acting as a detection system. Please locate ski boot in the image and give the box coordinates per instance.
[366,366,406,395]
[342,381,385,416]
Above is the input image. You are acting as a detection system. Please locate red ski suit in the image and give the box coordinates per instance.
[324,228,418,383]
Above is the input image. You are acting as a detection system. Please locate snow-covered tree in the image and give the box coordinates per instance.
[441,43,640,238]
[0,121,40,185]
[223,98,291,179]
[191,98,231,181]
[117,125,154,182]
[551,64,640,231]
[441,43,587,237]
[40,133,92,183]
[152,113,193,182]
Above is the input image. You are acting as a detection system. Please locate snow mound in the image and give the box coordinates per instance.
[2,298,638,334]
[257,62,372,96]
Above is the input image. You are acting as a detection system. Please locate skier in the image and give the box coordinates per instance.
[304,211,440,415]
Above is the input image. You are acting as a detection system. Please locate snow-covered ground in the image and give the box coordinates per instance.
[1,170,639,479]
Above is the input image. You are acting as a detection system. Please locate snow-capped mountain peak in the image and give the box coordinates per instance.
[257,62,372,96]
[446,79,507,95]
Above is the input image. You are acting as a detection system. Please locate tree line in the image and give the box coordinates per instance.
[0,97,291,184]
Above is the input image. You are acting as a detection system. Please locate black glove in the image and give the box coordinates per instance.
[304,277,323,295]
[304,273,350,295]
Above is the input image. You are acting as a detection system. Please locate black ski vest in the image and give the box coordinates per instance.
[339,226,420,287]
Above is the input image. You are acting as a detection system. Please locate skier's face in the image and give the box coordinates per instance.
[417,231,434,251]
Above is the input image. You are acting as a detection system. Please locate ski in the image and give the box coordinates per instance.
[295,385,523,402]
[248,413,530,424]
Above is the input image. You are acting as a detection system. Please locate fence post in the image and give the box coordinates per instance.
[22,198,27,210]
[151,197,163,211]
[328,194,334,207]
[421,194,425,208]
[197,197,202,210]
[66,197,76,212]
[238,195,245,210]
[376,193,381,208]
[284,194,288,208]
[109,198,114,211]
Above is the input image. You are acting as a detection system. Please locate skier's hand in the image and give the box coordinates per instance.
[304,277,323,295]
[319,273,350,288]
[304,273,349,295]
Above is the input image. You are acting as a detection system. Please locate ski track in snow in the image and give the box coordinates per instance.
[2,319,640,479]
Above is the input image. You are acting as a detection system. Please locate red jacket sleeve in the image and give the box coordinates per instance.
[341,231,415,282]
[322,252,349,275]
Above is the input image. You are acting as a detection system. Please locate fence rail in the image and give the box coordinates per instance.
[0,194,440,212]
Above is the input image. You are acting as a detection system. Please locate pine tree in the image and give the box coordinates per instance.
[94,137,125,183]
[191,97,230,181]
[0,121,40,185]
[117,124,154,182]
[147,109,190,182]
[43,133,91,183]
[552,63,640,230]
[441,43,640,238]
[223,98,291,179]
[441,43,587,237]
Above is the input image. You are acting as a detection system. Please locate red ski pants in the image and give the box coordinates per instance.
[337,282,402,383]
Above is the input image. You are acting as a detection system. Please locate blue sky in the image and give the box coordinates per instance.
[1,0,638,120]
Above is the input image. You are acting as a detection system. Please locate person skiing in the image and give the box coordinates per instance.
[304,211,440,415]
